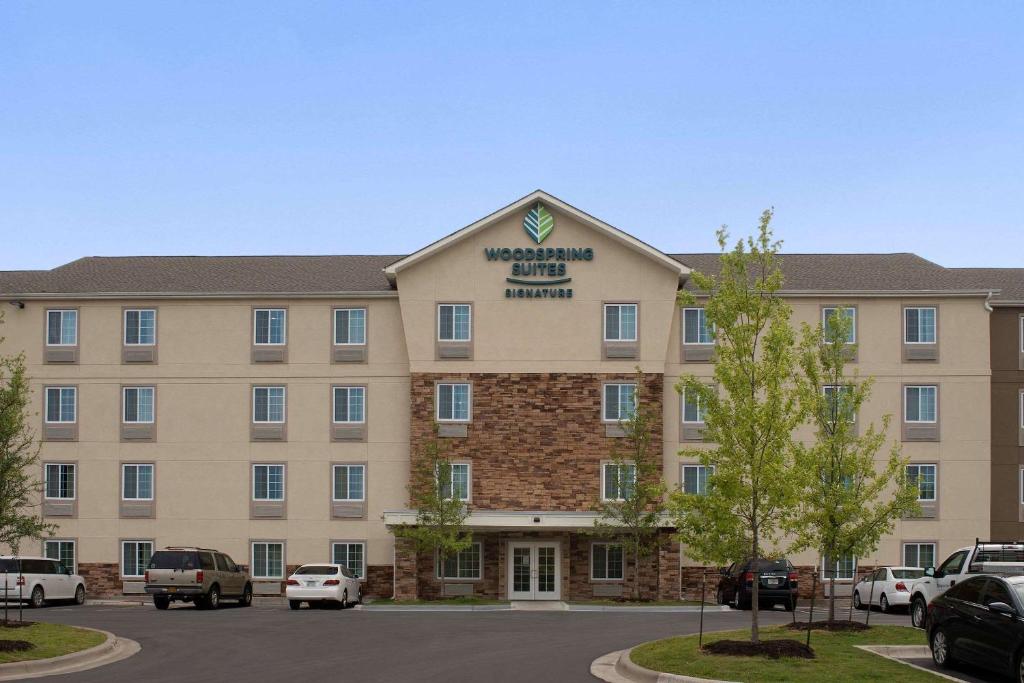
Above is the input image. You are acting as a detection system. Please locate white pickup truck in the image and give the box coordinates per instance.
[909,540,1024,628]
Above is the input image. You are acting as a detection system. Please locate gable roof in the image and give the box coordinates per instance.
[382,190,689,281]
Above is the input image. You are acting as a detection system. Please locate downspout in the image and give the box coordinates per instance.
[984,290,994,313]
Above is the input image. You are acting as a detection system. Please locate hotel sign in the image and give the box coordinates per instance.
[483,202,594,299]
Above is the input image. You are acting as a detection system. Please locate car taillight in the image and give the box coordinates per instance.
[895,581,908,592]
[196,570,203,584]
[286,579,299,586]
[743,572,754,583]
[323,579,340,586]
[16,576,24,586]
[144,570,149,582]
[788,572,798,581]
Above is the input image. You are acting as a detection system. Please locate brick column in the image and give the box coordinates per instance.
[393,536,418,601]
[657,531,681,601]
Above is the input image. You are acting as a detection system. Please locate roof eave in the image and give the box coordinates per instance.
[1,290,399,301]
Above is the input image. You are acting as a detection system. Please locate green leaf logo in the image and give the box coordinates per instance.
[523,202,554,244]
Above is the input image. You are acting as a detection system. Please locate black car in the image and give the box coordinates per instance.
[716,558,798,611]
[927,574,1024,682]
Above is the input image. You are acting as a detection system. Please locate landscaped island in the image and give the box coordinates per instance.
[0,622,105,664]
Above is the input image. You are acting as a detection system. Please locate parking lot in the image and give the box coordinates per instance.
[22,601,1004,683]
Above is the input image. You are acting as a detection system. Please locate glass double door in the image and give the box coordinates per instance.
[508,542,560,600]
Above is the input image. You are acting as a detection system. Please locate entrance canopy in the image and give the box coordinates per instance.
[382,509,674,531]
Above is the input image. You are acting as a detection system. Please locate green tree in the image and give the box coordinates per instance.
[592,369,667,601]
[791,310,920,621]
[669,210,804,643]
[393,425,472,600]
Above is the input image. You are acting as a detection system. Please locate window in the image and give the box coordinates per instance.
[251,542,284,579]
[592,543,624,580]
[44,387,76,423]
[682,464,713,495]
[44,540,76,573]
[903,542,937,569]
[124,309,156,345]
[437,304,471,342]
[334,308,366,345]
[602,463,636,501]
[603,383,636,422]
[253,387,286,423]
[945,576,985,603]
[332,464,365,501]
[121,463,154,501]
[823,385,856,423]
[436,542,481,579]
[44,463,75,499]
[982,579,1013,607]
[436,383,471,422]
[254,309,286,345]
[823,554,856,581]
[46,310,77,346]
[604,303,637,342]
[905,386,937,423]
[253,464,285,501]
[682,308,713,345]
[907,464,937,501]
[822,307,856,344]
[438,463,470,501]
[937,549,969,577]
[332,542,365,579]
[333,386,365,424]
[905,307,936,344]
[122,540,153,578]
[122,387,155,423]
[682,388,705,424]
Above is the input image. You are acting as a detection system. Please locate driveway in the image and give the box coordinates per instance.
[26,602,949,683]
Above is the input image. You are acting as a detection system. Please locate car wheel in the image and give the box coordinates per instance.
[783,597,794,612]
[341,590,349,609]
[716,588,725,605]
[880,594,890,614]
[356,587,362,604]
[206,585,220,610]
[289,600,302,610]
[853,591,863,610]
[1016,647,1024,683]
[29,585,45,609]
[239,583,252,607]
[154,596,170,610]
[931,627,955,669]
[911,596,927,629]
[74,584,86,605]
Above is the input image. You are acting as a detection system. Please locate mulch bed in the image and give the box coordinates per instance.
[785,620,870,632]
[0,620,35,629]
[0,640,34,652]
[701,639,815,659]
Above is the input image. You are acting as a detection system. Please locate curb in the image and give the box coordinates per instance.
[0,626,140,681]
[855,645,964,682]
[569,605,730,613]
[591,648,739,683]
[361,604,512,612]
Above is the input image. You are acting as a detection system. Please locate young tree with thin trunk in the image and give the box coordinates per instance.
[669,211,804,644]
[593,369,666,602]
[393,426,472,600]
[791,311,920,621]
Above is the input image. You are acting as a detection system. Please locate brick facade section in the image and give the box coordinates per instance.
[364,565,394,599]
[77,562,121,598]
[410,372,664,511]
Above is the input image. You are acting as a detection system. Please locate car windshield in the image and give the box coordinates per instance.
[148,551,199,570]
[1014,583,1024,606]
[294,566,339,576]
[892,569,924,579]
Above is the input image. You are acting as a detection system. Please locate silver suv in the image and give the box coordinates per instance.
[144,547,253,610]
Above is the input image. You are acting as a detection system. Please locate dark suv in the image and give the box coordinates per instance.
[716,558,798,610]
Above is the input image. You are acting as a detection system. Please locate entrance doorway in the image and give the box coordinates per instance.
[507,541,561,600]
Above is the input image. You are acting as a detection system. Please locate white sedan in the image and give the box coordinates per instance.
[286,564,362,609]
[853,566,925,613]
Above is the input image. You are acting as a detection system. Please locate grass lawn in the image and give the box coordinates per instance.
[631,624,935,682]
[0,622,106,664]
[369,597,508,606]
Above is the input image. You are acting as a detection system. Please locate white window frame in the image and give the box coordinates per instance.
[907,463,937,502]
[252,464,286,502]
[681,464,714,496]
[332,386,366,424]
[437,462,470,502]
[591,542,625,581]
[331,541,367,579]
[435,542,482,580]
[333,308,367,345]
[437,304,472,342]
[682,307,713,345]
[252,386,286,424]
[44,463,76,500]
[435,383,471,422]
[45,309,77,346]
[904,307,937,344]
[904,385,938,423]
[822,554,857,582]
[332,464,366,502]
[822,306,856,344]
[603,303,638,342]
[250,541,285,579]
[681,388,705,424]
[903,542,937,569]
[44,386,77,424]
[121,463,155,501]
[123,308,157,346]
[253,308,287,345]
[44,539,76,574]
[122,386,155,424]
[121,540,154,579]
[823,385,856,423]
[601,462,636,502]
[602,383,637,422]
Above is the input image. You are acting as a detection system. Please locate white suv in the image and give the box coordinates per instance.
[0,556,87,608]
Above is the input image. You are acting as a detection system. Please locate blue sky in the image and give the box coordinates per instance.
[1,1,1021,270]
